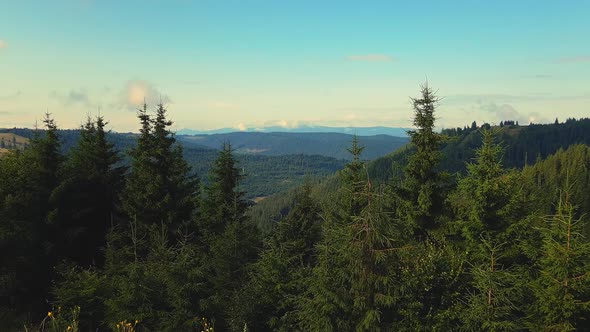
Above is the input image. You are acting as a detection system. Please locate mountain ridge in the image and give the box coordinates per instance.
[177,125,409,137]
[177,131,409,160]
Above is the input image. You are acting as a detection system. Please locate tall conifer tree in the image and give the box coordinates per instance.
[121,103,199,241]
[398,83,446,234]
[199,143,260,329]
[531,192,590,330]
[302,135,402,331]
[0,113,63,326]
[233,184,322,331]
[49,115,124,266]
[100,105,202,331]
[388,85,464,330]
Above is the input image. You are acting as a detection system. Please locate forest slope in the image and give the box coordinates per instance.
[0,128,350,198]
[178,131,409,160]
[251,118,590,230]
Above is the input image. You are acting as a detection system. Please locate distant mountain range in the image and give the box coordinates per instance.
[177,126,409,137]
[177,132,409,160]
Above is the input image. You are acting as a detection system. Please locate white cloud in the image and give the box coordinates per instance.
[277,119,301,128]
[122,80,171,110]
[254,119,306,129]
[0,40,6,49]
[526,112,548,124]
[51,89,91,107]
[344,113,358,121]
[478,102,548,125]
[346,54,394,62]
[480,102,520,121]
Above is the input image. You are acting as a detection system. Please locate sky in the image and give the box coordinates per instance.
[1,0,589,133]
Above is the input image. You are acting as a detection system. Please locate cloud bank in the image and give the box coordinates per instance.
[479,102,548,125]
[50,89,93,108]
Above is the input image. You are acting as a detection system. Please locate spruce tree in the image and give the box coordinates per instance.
[388,85,464,330]
[461,239,521,331]
[97,105,202,331]
[101,231,204,331]
[233,184,322,331]
[200,143,247,240]
[397,83,447,234]
[392,239,464,331]
[121,103,199,243]
[450,129,516,244]
[531,192,590,330]
[301,136,366,331]
[199,143,261,329]
[451,129,527,329]
[49,115,124,267]
[302,136,402,331]
[0,113,63,327]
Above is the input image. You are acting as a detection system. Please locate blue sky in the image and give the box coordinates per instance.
[1,0,589,132]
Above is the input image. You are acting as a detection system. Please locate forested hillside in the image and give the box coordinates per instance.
[251,118,590,230]
[368,117,590,183]
[0,128,346,199]
[1,87,589,331]
[178,131,408,160]
[0,133,29,154]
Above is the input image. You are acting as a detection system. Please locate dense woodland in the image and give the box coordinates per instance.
[1,85,590,331]
[177,132,408,160]
[0,128,347,199]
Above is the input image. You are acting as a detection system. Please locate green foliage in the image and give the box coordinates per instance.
[452,130,508,235]
[460,239,522,331]
[302,136,407,331]
[370,118,590,184]
[0,113,64,328]
[52,107,203,331]
[103,233,203,331]
[121,103,200,240]
[247,174,340,234]
[450,129,526,250]
[392,239,465,331]
[233,184,322,331]
[530,193,590,330]
[521,144,590,231]
[200,143,247,238]
[3,89,590,331]
[238,153,345,198]
[450,130,531,330]
[198,143,261,330]
[178,131,408,160]
[52,266,108,331]
[396,83,448,233]
[2,127,349,199]
[49,115,124,266]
